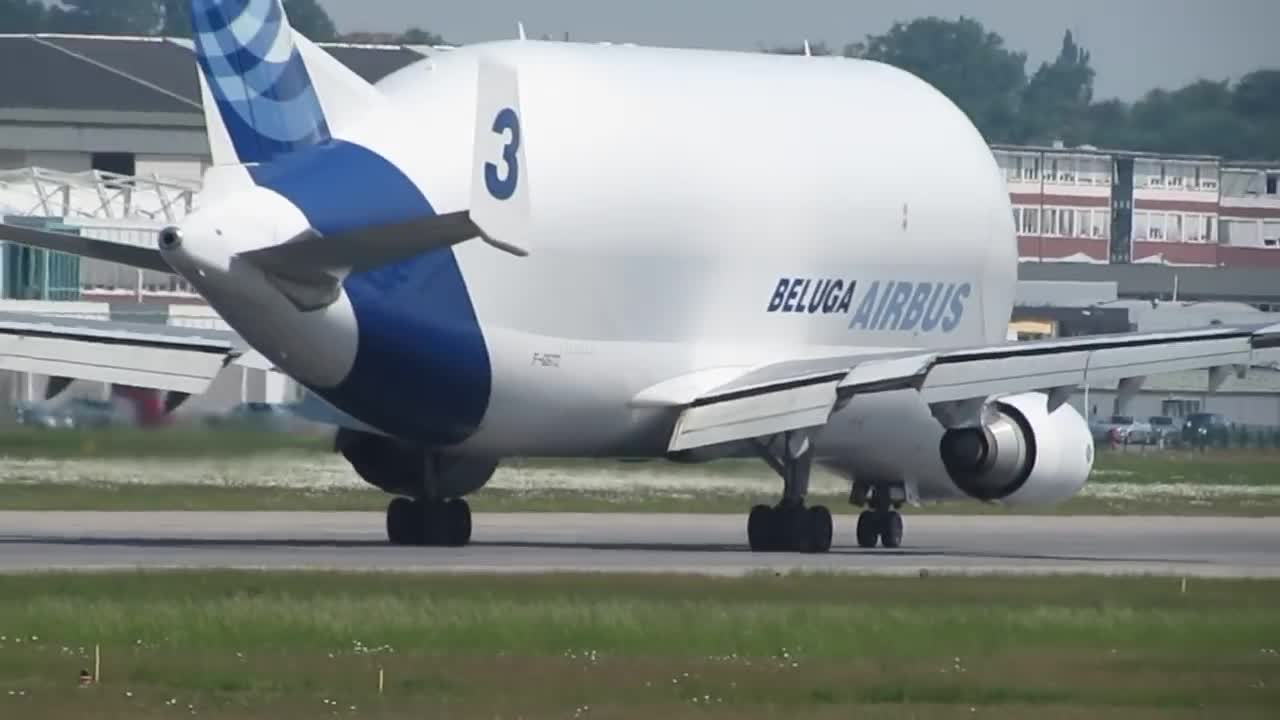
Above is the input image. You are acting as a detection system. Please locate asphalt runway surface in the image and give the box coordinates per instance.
[1,512,1278,577]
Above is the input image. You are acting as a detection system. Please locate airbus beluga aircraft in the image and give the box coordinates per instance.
[1,0,1277,553]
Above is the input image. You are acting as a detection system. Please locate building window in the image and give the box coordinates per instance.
[1134,212,1148,240]
[1076,209,1090,238]
[1268,175,1278,195]
[1061,207,1074,237]
[1162,399,1201,418]
[1149,213,1165,240]
[1012,207,1021,228]
[1042,208,1057,235]
[1022,207,1039,234]
[1168,213,1183,242]
[91,152,135,177]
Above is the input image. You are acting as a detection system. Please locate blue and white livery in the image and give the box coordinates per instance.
[191,0,329,162]
[2,0,1276,553]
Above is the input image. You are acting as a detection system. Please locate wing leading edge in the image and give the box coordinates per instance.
[652,323,1280,453]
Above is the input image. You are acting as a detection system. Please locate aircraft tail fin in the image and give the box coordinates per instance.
[190,0,384,167]
[469,59,533,256]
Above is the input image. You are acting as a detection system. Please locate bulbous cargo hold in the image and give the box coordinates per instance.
[379,41,1020,353]
[939,393,1095,506]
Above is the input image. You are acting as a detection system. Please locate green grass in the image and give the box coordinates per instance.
[0,572,1277,718]
[1,483,1278,516]
[0,426,329,459]
[1094,449,1280,486]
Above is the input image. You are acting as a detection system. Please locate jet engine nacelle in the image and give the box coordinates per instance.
[336,429,498,498]
[938,392,1094,506]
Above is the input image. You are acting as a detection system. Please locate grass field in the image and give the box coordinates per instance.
[0,571,1276,718]
[0,434,1277,514]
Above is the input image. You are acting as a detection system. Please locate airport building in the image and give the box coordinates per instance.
[0,33,1278,423]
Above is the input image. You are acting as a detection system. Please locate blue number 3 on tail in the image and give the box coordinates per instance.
[484,107,521,200]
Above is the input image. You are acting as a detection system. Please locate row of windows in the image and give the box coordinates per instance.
[996,153,1225,192]
[1012,206,1111,240]
[1133,211,1215,243]
[998,153,1112,186]
[1013,205,1229,244]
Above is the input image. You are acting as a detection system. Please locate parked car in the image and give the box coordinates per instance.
[1182,412,1231,447]
[1090,415,1153,444]
[15,397,134,429]
[1146,416,1179,445]
[208,402,297,432]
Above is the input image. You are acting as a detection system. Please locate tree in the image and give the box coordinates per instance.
[159,0,188,36]
[160,0,337,42]
[44,0,163,35]
[283,0,337,41]
[1020,30,1095,145]
[399,27,446,45]
[0,0,48,32]
[847,17,1028,143]
[1232,70,1280,120]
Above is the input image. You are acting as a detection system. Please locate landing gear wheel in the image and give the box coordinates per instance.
[746,505,832,553]
[747,504,773,551]
[385,498,472,547]
[855,510,879,549]
[386,496,417,546]
[443,498,472,547]
[879,510,904,549]
[806,506,833,553]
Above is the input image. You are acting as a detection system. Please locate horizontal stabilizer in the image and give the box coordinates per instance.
[0,222,170,273]
[237,210,479,275]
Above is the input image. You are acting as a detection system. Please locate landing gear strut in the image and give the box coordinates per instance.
[385,497,472,546]
[747,432,833,553]
[851,481,905,549]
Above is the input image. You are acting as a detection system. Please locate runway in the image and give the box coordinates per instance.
[1,512,1278,577]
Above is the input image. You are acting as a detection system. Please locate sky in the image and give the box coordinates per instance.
[318,0,1280,101]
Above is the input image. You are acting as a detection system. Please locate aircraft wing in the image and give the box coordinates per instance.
[0,311,250,395]
[647,323,1280,453]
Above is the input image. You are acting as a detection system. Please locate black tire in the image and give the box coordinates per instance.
[879,511,904,549]
[419,500,448,546]
[385,497,417,545]
[747,504,773,551]
[806,506,833,553]
[445,498,472,547]
[855,510,879,549]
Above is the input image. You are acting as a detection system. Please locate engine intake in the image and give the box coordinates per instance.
[939,403,1036,501]
[938,392,1093,506]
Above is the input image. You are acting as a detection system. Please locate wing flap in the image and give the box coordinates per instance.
[668,376,840,452]
[660,323,1280,453]
[0,313,238,394]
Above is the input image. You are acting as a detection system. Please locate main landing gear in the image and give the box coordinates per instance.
[850,480,907,549]
[747,432,833,553]
[385,497,472,546]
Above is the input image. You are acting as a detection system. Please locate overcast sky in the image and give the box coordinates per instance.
[319,0,1279,101]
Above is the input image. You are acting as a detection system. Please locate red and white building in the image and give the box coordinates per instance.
[995,144,1280,268]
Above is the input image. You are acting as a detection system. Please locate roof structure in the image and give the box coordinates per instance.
[0,34,431,122]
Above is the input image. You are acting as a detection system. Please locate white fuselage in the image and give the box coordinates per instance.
[170,41,1018,502]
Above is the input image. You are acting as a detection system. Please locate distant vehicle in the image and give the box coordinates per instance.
[1182,413,1231,446]
[1090,415,1153,444]
[15,397,134,429]
[208,402,296,432]
[1147,416,1179,445]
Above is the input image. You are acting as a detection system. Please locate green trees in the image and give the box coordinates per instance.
[803,18,1278,159]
